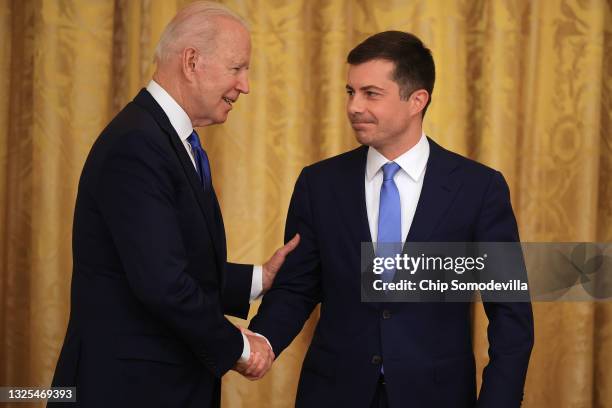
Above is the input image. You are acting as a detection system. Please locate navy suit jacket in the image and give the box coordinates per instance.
[250,138,534,408]
[50,89,252,408]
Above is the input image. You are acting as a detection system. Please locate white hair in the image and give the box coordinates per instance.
[154,1,248,64]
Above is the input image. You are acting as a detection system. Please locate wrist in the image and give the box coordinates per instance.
[239,332,250,363]
[262,265,271,292]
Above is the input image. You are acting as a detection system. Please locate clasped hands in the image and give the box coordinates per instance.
[233,327,275,380]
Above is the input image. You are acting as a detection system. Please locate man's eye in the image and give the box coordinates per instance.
[366,91,378,97]
[346,89,354,96]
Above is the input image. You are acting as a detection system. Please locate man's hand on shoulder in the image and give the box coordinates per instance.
[262,234,300,293]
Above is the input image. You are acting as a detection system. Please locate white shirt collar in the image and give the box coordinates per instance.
[366,132,430,182]
[146,80,193,142]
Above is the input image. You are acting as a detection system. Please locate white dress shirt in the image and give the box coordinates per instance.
[146,80,262,361]
[365,133,430,244]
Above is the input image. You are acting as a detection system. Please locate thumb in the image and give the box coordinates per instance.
[279,233,300,256]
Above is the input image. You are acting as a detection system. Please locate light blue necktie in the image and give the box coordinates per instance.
[187,131,212,190]
[377,162,402,283]
[377,162,402,376]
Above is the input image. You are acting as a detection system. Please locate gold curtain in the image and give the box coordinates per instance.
[1,1,611,407]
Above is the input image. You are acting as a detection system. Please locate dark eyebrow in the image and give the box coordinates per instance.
[345,84,385,92]
[360,85,385,92]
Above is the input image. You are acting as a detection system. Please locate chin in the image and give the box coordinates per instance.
[213,112,229,124]
[354,131,375,146]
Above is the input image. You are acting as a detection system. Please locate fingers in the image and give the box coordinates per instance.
[242,353,269,380]
[278,233,300,257]
[238,333,274,380]
[231,328,273,380]
[244,352,261,377]
[262,235,300,293]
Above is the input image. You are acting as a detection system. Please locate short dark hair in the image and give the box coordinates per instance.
[347,31,435,116]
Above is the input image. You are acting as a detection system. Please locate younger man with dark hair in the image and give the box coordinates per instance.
[250,31,534,408]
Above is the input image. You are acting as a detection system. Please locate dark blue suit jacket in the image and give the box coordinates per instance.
[250,138,534,408]
[50,89,252,408]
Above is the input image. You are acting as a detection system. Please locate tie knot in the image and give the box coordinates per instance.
[382,162,401,181]
[187,131,202,149]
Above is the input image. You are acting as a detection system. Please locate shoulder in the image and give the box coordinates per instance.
[428,137,503,183]
[301,145,367,178]
[80,100,177,190]
[106,102,165,141]
[91,101,172,160]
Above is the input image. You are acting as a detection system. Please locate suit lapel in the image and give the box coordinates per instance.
[332,146,381,307]
[210,186,228,266]
[406,137,462,243]
[335,146,372,248]
[168,126,225,266]
[133,89,225,272]
[345,139,462,246]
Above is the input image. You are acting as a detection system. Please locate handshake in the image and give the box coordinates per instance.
[229,234,300,380]
[232,327,275,380]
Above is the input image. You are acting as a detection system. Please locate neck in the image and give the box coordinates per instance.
[376,125,423,161]
[152,71,198,126]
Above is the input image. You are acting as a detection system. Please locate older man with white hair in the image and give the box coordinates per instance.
[49,2,293,407]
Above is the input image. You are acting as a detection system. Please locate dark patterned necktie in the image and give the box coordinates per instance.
[186,131,211,190]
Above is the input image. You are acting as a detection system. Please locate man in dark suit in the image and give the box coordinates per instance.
[49,2,298,407]
[249,31,534,407]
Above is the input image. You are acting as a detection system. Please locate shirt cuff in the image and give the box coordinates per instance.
[239,332,250,363]
[255,332,273,355]
[250,265,263,302]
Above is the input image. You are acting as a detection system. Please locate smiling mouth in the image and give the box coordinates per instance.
[222,97,235,106]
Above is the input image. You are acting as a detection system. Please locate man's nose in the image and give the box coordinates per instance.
[347,94,364,115]
[237,71,249,94]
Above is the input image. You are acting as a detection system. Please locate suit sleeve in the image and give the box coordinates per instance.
[475,171,534,408]
[249,169,322,356]
[223,262,252,319]
[96,131,243,378]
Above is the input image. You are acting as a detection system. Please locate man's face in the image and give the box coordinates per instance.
[346,59,413,150]
[190,18,251,126]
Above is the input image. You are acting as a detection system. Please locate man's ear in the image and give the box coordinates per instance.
[181,47,199,79]
[409,89,430,116]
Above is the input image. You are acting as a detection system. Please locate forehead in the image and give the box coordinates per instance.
[347,59,396,85]
[212,18,251,60]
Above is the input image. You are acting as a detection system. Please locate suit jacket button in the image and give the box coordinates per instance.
[371,355,382,365]
[382,310,391,319]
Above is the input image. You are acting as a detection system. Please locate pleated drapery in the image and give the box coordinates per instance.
[1,1,611,407]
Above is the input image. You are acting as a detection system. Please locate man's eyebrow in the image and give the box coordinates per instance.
[360,85,385,92]
[345,84,386,92]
